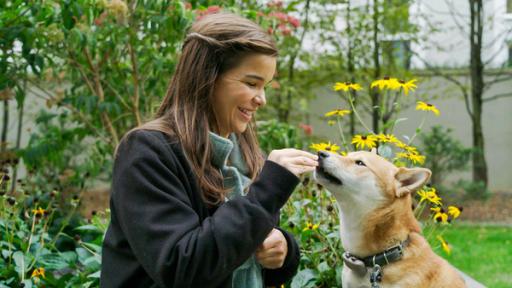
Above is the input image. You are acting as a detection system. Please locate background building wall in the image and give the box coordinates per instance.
[308,74,512,192]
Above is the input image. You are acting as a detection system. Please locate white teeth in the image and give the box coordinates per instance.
[239,108,252,116]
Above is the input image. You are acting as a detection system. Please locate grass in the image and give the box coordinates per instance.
[429,223,512,288]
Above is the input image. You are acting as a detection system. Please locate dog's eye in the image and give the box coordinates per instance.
[355,160,366,166]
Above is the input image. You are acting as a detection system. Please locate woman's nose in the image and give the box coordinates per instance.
[253,93,266,106]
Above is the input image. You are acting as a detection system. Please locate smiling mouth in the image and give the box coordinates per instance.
[316,165,343,185]
[238,107,253,120]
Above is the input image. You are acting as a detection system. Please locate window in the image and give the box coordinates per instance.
[381,40,411,70]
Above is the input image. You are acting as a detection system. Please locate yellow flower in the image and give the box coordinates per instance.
[437,235,451,255]
[32,207,46,217]
[448,206,462,219]
[396,152,425,165]
[376,134,399,144]
[416,101,440,116]
[325,109,351,117]
[339,151,347,156]
[434,211,449,224]
[351,134,377,150]
[430,206,442,213]
[408,153,426,165]
[417,188,442,205]
[333,82,362,92]
[396,79,417,95]
[31,267,46,279]
[395,142,419,154]
[370,77,400,90]
[303,222,319,232]
[327,120,336,126]
[310,142,340,152]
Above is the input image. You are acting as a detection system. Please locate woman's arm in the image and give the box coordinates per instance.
[108,130,299,288]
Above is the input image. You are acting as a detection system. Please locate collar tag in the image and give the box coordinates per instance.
[342,252,367,277]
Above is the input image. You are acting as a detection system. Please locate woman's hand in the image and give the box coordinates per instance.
[268,148,318,177]
[255,228,288,269]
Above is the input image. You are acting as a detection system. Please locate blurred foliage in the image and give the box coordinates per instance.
[0,171,108,288]
[419,125,473,187]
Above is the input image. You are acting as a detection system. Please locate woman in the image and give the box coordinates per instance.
[100,12,318,288]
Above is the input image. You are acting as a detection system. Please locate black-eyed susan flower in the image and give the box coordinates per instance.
[310,142,340,152]
[333,82,362,92]
[32,207,46,217]
[31,267,46,279]
[370,77,400,90]
[396,152,426,165]
[416,101,440,116]
[325,109,351,117]
[448,206,463,219]
[394,141,419,154]
[376,133,399,144]
[417,188,442,206]
[339,151,347,156]
[437,235,451,255]
[396,79,417,95]
[303,222,319,232]
[433,210,449,224]
[352,134,377,150]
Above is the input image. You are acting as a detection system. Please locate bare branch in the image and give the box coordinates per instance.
[128,42,142,126]
[410,48,474,119]
[483,92,512,102]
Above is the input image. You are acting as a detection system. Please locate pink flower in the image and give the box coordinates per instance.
[278,23,291,36]
[207,5,221,13]
[267,0,283,9]
[299,123,313,136]
[288,15,300,28]
[270,12,288,22]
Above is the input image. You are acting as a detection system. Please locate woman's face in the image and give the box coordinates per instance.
[212,54,276,137]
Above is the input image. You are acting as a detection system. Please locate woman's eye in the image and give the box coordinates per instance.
[246,82,257,87]
[355,160,366,166]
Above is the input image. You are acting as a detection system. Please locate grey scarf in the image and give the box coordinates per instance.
[209,132,263,288]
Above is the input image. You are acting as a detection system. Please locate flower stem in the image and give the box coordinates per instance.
[336,117,348,150]
[407,115,426,145]
[26,215,36,253]
[347,92,374,134]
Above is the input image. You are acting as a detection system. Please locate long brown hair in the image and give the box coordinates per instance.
[124,12,277,206]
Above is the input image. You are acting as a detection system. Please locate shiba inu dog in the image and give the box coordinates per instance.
[314,150,466,288]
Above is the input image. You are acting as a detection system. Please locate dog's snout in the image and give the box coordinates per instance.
[318,151,330,159]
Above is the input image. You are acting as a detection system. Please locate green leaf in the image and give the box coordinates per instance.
[291,269,317,288]
[317,261,330,273]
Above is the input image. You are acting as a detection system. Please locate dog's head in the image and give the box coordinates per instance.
[314,149,431,208]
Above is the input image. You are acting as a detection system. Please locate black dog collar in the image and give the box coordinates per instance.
[342,236,411,287]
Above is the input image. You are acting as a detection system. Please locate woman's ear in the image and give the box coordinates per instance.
[394,167,432,197]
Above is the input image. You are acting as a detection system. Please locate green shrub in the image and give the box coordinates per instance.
[0,173,107,288]
[419,125,472,187]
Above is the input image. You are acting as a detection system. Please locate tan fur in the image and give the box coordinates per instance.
[314,151,466,287]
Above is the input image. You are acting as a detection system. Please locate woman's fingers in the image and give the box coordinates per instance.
[268,149,319,176]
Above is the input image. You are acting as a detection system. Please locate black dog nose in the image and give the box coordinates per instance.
[318,151,329,159]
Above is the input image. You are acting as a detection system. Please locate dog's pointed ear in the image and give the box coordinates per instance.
[394,167,431,197]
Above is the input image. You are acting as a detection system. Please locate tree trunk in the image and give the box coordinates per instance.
[469,0,488,187]
[371,0,381,133]
[346,0,357,136]
[1,99,8,153]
